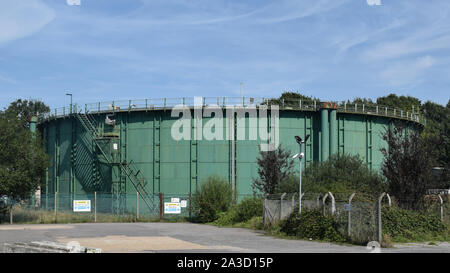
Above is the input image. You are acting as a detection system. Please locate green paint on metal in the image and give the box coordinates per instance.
[329,109,337,156]
[39,104,421,214]
[320,108,329,161]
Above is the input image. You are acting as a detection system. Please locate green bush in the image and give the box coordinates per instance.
[382,206,449,241]
[279,154,386,195]
[280,208,346,242]
[192,176,233,223]
[233,197,263,223]
[213,196,263,226]
[248,216,264,230]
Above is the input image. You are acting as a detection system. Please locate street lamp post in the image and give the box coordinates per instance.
[294,134,310,214]
[66,93,73,114]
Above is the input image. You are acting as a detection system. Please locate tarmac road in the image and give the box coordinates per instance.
[0,222,449,253]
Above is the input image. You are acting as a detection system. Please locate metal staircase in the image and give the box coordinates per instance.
[75,113,156,213]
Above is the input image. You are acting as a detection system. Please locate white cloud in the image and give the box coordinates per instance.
[0,0,55,45]
[380,56,436,86]
[67,0,81,6]
[366,0,381,6]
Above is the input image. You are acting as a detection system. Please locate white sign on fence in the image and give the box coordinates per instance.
[171,197,180,203]
[164,202,181,214]
[73,200,91,212]
[180,200,187,208]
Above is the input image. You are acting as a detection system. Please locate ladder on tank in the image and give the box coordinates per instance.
[75,113,156,213]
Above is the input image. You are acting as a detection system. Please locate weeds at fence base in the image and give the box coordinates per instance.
[1,206,190,224]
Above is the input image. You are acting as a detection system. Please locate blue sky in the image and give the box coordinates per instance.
[0,0,449,110]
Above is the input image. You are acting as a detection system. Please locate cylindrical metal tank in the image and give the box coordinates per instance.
[37,97,423,213]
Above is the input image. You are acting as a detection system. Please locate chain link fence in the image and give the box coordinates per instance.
[1,192,195,224]
[1,192,260,224]
[263,192,449,244]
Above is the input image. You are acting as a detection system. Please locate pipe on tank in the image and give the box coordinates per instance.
[329,109,337,156]
[320,108,329,161]
[29,116,38,138]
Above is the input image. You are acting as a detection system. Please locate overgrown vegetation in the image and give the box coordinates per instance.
[381,124,435,210]
[382,206,450,242]
[1,205,181,224]
[252,145,294,195]
[279,208,346,243]
[191,175,233,223]
[0,99,50,219]
[213,196,263,226]
[276,154,386,195]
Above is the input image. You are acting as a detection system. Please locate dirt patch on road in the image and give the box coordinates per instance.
[57,235,208,252]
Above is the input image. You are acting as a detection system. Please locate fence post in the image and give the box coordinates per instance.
[9,204,13,224]
[136,191,139,220]
[329,192,335,215]
[322,192,336,216]
[94,192,97,223]
[189,193,192,220]
[378,192,387,243]
[292,193,297,207]
[263,194,268,226]
[348,193,356,237]
[438,194,444,222]
[280,193,286,221]
[54,192,58,223]
[317,193,322,208]
[159,192,164,220]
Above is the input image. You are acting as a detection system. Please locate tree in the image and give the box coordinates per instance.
[192,176,233,223]
[0,113,49,203]
[252,145,294,195]
[265,91,318,107]
[380,124,433,210]
[275,154,386,195]
[5,99,50,128]
[376,94,421,112]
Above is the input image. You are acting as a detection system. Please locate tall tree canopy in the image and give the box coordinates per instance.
[376,93,422,112]
[5,99,50,128]
[0,100,49,202]
[252,145,294,195]
[380,124,435,210]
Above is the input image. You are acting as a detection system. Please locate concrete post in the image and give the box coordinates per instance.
[348,193,356,237]
[378,192,387,243]
[438,194,443,222]
[280,193,286,221]
[320,108,329,161]
[322,192,336,216]
[136,191,139,220]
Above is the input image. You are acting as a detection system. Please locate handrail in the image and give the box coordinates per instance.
[38,97,425,125]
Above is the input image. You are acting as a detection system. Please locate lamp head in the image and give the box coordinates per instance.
[295,136,302,144]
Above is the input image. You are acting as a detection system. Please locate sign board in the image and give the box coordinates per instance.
[180,200,187,208]
[73,200,91,212]
[164,202,181,214]
[171,197,180,203]
[344,203,351,211]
